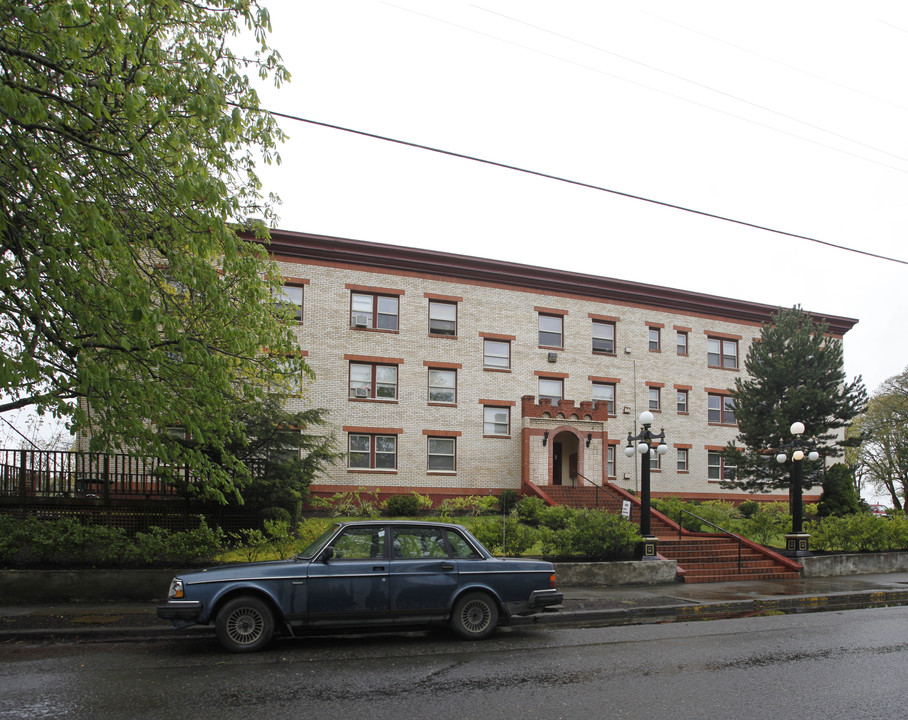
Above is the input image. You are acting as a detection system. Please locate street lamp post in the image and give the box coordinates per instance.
[774,421,820,557]
[626,411,667,560]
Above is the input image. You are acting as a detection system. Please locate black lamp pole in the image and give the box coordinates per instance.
[626,411,666,560]
[774,421,819,557]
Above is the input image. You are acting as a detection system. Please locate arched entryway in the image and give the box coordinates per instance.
[551,429,581,486]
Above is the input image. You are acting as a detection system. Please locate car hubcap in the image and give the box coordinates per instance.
[461,600,491,633]
[227,607,264,645]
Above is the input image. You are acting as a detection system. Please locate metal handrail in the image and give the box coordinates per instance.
[573,471,627,510]
[678,509,743,572]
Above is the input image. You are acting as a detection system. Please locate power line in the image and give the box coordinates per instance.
[264,109,908,267]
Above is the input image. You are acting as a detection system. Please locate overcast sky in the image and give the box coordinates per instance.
[250,0,908,397]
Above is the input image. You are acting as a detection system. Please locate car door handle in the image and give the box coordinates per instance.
[373,566,386,572]
[442,563,455,571]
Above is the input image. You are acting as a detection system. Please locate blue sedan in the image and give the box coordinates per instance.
[157,520,563,652]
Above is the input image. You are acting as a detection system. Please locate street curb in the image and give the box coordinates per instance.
[3,590,907,643]
[538,589,908,627]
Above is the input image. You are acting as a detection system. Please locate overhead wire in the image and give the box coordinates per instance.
[262,109,908,266]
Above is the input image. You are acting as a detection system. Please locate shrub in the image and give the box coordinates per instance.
[471,516,538,557]
[498,490,519,514]
[384,493,422,517]
[540,504,574,531]
[568,509,640,560]
[514,496,546,526]
[437,495,498,517]
[741,502,791,546]
[737,500,760,519]
[311,487,381,518]
[260,506,292,524]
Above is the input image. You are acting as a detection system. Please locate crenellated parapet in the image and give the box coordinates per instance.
[520,395,611,422]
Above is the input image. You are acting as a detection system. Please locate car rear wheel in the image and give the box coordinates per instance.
[451,591,499,640]
[215,596,275,653]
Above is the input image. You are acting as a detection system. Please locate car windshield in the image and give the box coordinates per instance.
[295,524,341,559]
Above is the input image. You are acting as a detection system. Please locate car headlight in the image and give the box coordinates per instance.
[168,578,185,600]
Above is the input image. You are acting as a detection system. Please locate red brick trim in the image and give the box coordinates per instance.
[535,306,568,315]
[705,387,732,395]
[535,371,569,378]
[704,330,743,340]
[674,443,693,449]
[589,375,620,383]
[424,292,462,302]
[281,276,310,285]
[673,325,691,332]
[589,313,620,322]
[345,283,404,295]
[645,381,665,388]
[674,384,691,390]
[343,426,403,434]
[478,399,516,406]
[645,321,665,328]
[480,332,516,341]
[423,361,462,369]
[422,429,462,437]
[344,354,404,364]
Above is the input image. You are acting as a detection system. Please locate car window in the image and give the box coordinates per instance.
[331,526,386,560]
[445,529,481,559]
[392,527,449,559]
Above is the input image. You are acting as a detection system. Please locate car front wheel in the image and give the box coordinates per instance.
[215,595,275,653]
[451,591,499,640]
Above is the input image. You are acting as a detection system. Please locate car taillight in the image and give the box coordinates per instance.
[549,573,557,589]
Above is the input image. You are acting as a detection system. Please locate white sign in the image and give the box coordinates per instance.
[621,500,631,519]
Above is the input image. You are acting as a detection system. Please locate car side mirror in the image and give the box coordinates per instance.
[318,547,335,563]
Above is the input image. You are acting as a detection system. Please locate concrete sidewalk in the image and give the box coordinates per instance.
[2,572,907,642]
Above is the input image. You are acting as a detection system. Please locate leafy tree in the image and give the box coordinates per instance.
[161,395,342,515]
[850,367,908,511]
[816,463,862,517]
[721,307,866,494]
[0,1,302,500]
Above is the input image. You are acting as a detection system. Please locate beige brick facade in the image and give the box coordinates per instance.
[266,230,856,503]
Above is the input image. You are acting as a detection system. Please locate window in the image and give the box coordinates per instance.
[708,394,736,424]
[676,390,689,414]
[677,448,689,472]
[483,406,510,436]
[446,529,481,558]
[332,525,387,559]
[650,450,661,471]
[708,337,738,369]
[538,314,563,347]
[676,331,688,355]
[427,437,456,471]
[392,527,448,558]
[649,387,661,411]
[592,320,615,354]
[428,301,457,336]
[348,434,397,469]
[707,451,735,481]
[607,445,616,478]
[483,339,510,369]
[648,327,661,352]
[349,363,398,400]
[539,377,563,403]
[428,368,456,404]
[277,284,304,323]
[592,382,616,415]
[351,292,399,330]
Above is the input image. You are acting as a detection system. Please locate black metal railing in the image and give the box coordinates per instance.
[574,471,629,512]
[678,509,743,571]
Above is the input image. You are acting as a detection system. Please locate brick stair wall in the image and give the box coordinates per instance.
[539,484,800,584]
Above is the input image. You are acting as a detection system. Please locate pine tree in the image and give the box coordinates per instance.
[721,306,866,493]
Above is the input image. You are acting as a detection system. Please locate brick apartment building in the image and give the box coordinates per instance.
[258,229,857,505]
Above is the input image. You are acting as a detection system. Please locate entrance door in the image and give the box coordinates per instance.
[553,442,563,485]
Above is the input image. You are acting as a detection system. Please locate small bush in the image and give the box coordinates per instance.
[514,497,546,526]
[498,490,519,514]
[472,516,538,557]
[569,509,640,560]
[384,493,422,517]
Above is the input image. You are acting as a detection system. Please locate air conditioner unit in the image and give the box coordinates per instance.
[547,352,558,363]
[623,406,631,414]
[352,314,369,327]
[354,387,369,398]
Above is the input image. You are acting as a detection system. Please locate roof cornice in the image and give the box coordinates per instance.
[247,228,859,336]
